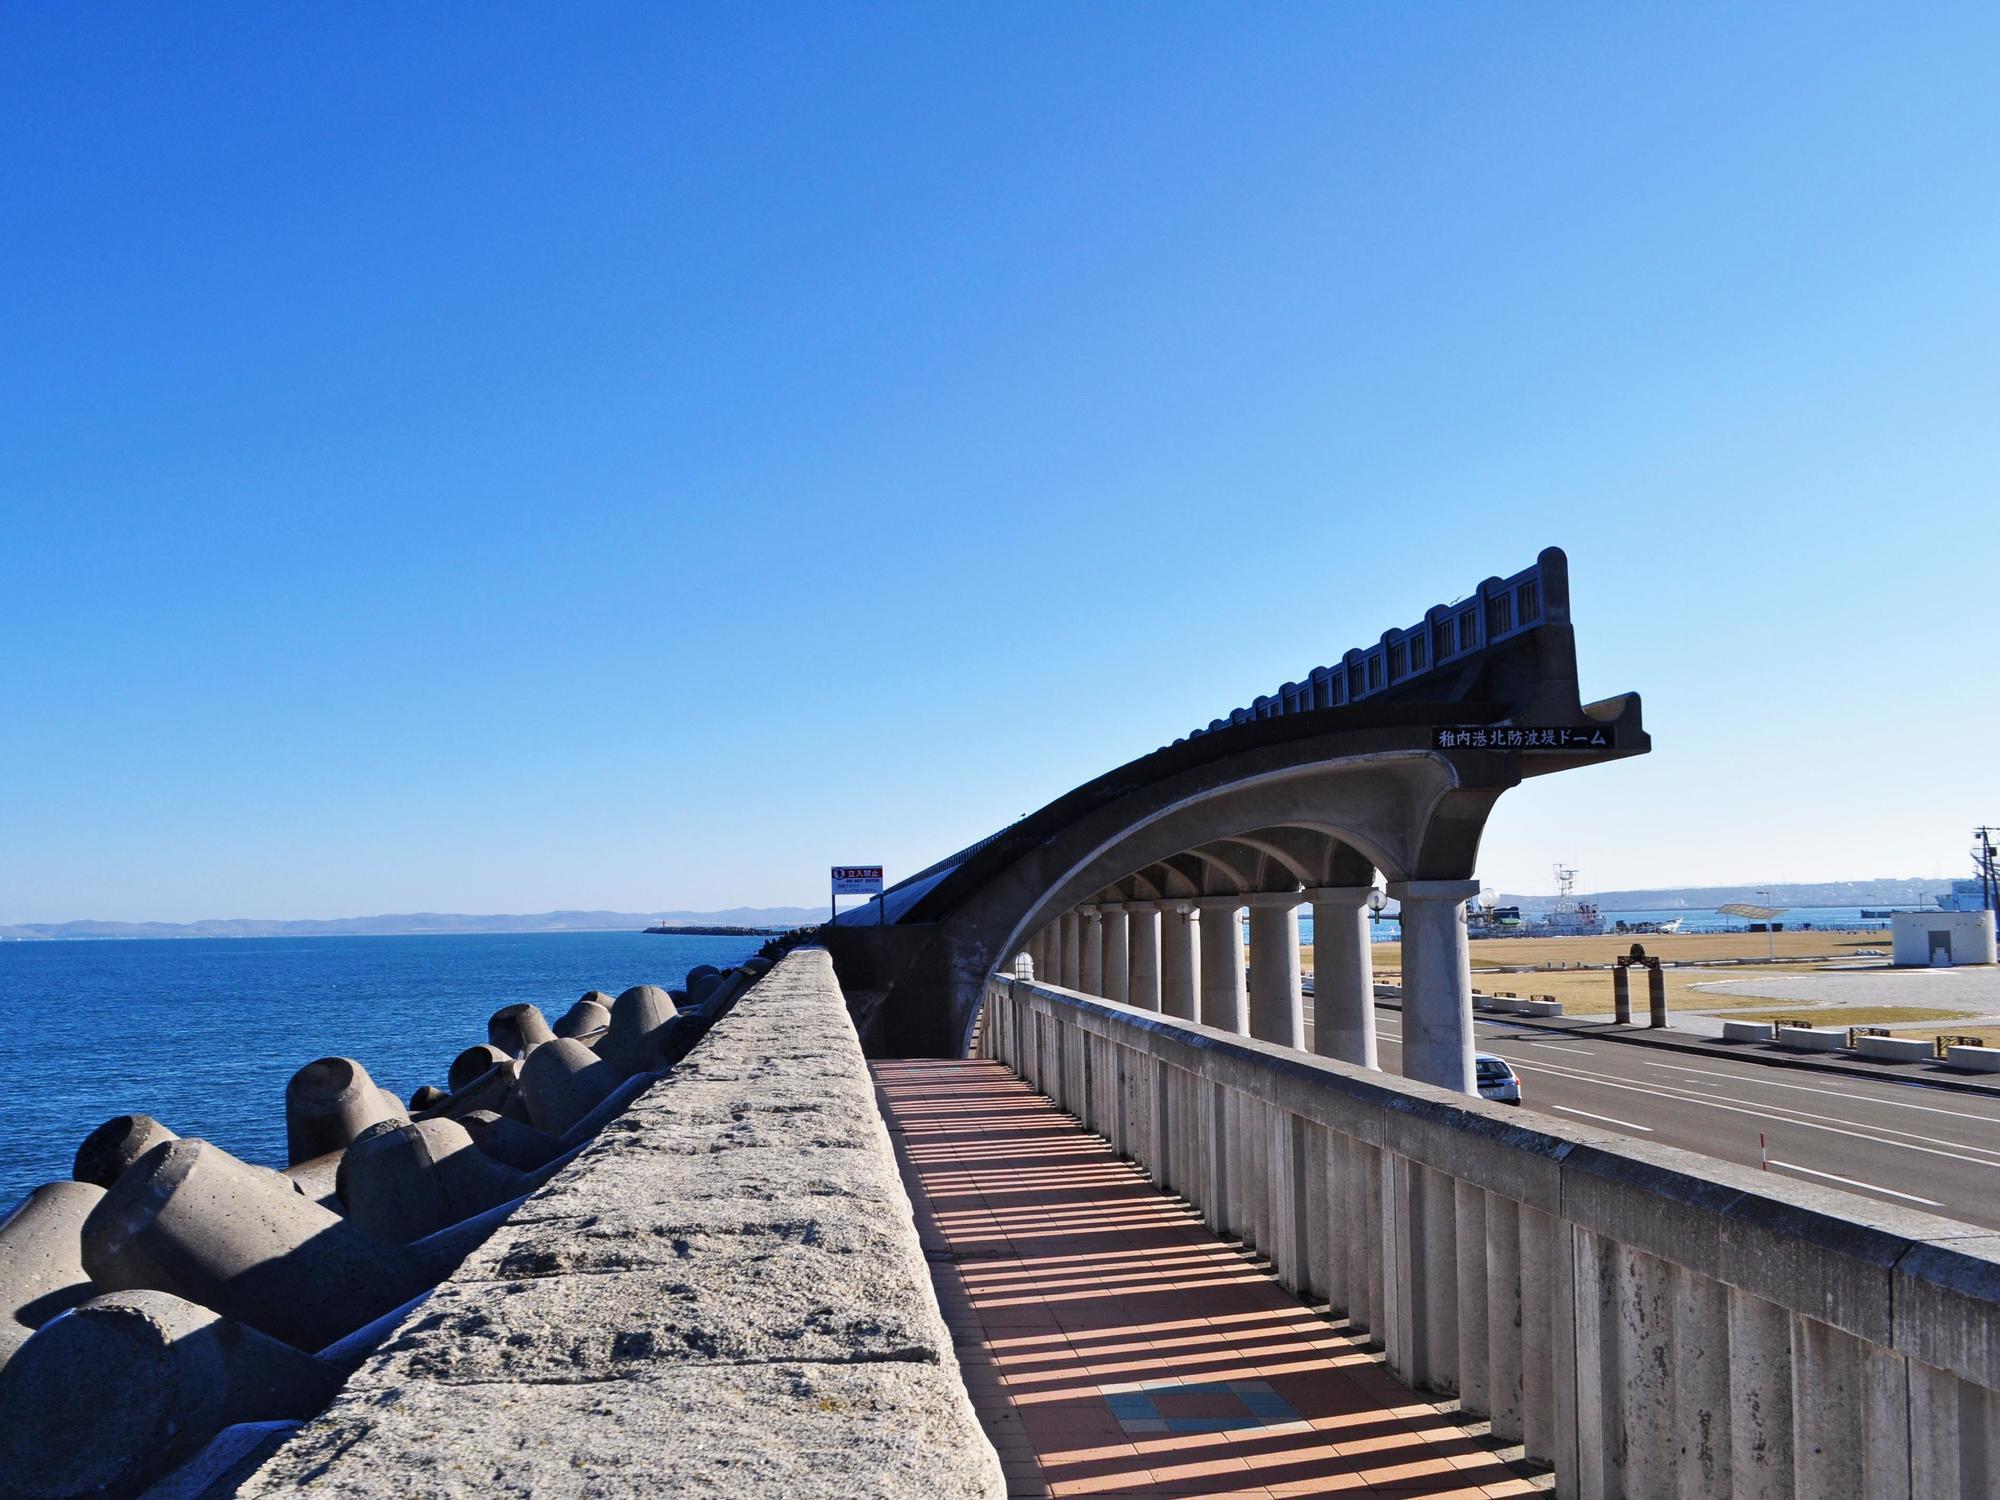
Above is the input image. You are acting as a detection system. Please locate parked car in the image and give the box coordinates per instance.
[1475,1052,1521,1105]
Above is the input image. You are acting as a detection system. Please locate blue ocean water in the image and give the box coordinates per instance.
[0,930,765,1215]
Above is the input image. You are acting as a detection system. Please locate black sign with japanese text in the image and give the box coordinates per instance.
[1433,726,1617,752]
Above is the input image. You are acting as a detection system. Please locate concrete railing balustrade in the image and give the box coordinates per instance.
[982,973,2000,1499]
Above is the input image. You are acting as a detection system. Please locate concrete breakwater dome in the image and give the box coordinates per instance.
[825,546,1649,1092]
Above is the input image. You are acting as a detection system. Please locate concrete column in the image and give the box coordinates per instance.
[1648,963,1669,1027]
[1126,903,1162,1011]
[1307,886,1377,1067]
[1245,894,1303,1047]
[1613,963,1632,1023]
[1079,906,1105,995]
[1388,879,1480,1094]
[1196,898,1246,1033]
[1058,911,1081,990]
[1160,903,1198,1020]
[1100,904,1130,1005]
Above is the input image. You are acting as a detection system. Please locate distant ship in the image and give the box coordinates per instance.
[1933,828,1999,913]
[1533,865,1605,937]
[1936,880,1995,913]
[1466,902,1525,937]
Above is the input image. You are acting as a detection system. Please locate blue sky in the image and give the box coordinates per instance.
[3,4,1995,922]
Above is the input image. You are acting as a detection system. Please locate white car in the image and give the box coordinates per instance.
[1475,1052,1522,1105]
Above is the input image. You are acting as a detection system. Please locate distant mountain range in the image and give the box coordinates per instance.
[1489,879,1953,912]
[0,879,1964,941]
[0,907,828,942]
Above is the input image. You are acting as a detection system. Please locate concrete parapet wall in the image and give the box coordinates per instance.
[1722,1019,1775,1041]
[1776,1024,1848,1051]
[240,949,1003,1499]
[1948,1045,2000,1073]
[983,974,2000,1500]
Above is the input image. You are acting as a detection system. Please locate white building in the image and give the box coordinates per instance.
[1891,909,1998,967]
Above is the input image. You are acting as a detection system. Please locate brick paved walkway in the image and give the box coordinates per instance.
[873,1058,1538,1498]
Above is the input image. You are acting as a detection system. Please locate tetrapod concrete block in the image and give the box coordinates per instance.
[73,1115,178,1190]
[448,1043,512,1094]
[0,1180,103,1372]
[82,1139,428,1351]
[595,985,678,1076]
[488,1003,556,1058]
[280,1150,345,1212]
[407,1085,449,1112]
[458,1110,568,1172]
[285,1057,406,1166]
[338,1118,537,1243]
[554,993,613,1041]
[519,1037,622,1135]
[0,1290,342,1500]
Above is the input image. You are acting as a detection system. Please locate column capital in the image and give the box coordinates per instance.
[1243,890,1304,909]
[1194,895,1244,913]
[1385,878,1482,903]
[1100,901,1139,915]
[1077,904,1104,918]
[1304,885,1375,906]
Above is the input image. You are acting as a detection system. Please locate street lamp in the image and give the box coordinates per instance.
[1367,885,1387,937]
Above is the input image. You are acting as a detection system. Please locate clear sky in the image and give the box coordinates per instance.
[3,4,1995,923]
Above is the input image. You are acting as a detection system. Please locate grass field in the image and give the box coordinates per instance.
[1722,1004,1971,1026]
[1299,929,1908,1020]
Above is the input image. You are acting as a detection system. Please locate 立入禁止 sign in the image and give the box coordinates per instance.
[831,866,884,895]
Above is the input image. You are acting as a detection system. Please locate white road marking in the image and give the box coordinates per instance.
[1512,1057,2000,1169]
[1765,1160,1943,1206]
[1553,1105,1654,1132]
[1639,1060,2000,1124]
[1526,1043,1596,1055]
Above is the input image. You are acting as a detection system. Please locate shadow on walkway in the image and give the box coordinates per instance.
[874,1058,1540,1499]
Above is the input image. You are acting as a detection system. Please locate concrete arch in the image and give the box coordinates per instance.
[829,732,1520,1057]
[822,546,1649,1078]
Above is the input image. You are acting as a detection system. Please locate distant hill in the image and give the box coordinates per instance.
[0,907,827,941]
[1489,879,1950,912]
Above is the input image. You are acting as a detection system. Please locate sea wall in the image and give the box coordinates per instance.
[238,947,1004,1499]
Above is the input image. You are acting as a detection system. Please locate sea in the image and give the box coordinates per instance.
[0,930,766,1216]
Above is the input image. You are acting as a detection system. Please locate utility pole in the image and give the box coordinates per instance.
[1976,826,2000,915]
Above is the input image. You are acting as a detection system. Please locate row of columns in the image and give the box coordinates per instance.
[1019,880,1479,1093]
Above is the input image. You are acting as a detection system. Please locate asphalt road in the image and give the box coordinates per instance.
[1368,1008,2000,1229]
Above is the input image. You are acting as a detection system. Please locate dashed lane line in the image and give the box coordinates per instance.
[1509,1057,2000,1170]
[1553,1105,1653,1132]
